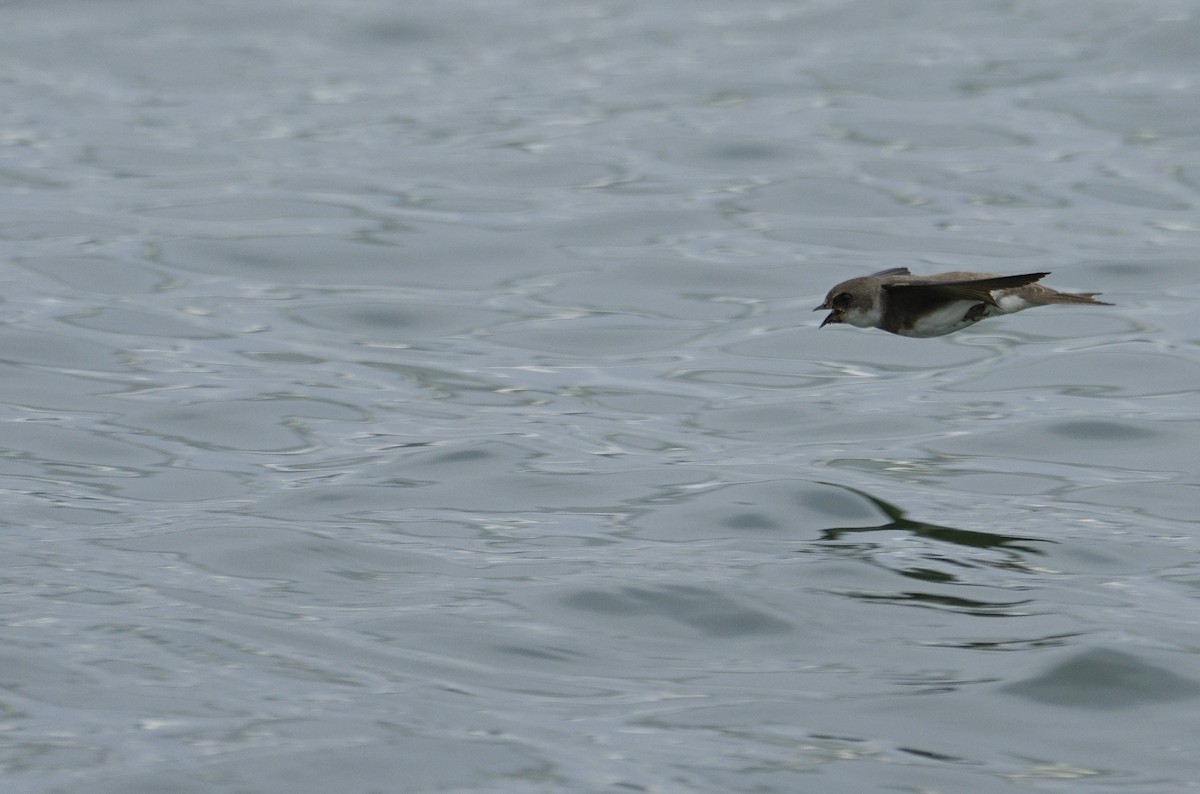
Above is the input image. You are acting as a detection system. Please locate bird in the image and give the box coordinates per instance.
[815,268,1112,337]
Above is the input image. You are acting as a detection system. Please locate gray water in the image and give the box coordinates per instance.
[4,1,1200,791]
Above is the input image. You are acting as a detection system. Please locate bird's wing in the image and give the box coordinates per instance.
[885,272,1049,307]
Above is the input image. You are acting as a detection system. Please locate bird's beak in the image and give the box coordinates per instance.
[819,312,837,328]
[813,301,829,312]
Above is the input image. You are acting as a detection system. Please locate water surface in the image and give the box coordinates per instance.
[3,1,1200,792]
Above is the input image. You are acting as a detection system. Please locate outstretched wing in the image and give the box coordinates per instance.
[885,272,1048,307]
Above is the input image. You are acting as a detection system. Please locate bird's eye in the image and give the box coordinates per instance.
[832,292,852,308]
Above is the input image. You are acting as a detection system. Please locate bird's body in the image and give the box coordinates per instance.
[816,268,1111,337]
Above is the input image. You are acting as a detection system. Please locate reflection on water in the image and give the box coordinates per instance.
[811,482,1048,616]
[816,482,1048,553]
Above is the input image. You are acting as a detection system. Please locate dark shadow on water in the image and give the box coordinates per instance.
[807,482,1051,616]
[852,589,1031,616]
[816,482,1048,556]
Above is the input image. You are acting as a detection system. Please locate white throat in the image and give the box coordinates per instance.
[840,302,883,329]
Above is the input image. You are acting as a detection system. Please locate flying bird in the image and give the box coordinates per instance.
[815,268,1111,337]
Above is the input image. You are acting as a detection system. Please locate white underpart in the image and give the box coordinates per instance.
[903,299,984,337]
[902,289,1036,337]
[994,291,1037,313]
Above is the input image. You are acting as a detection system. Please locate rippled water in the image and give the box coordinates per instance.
[5,1,1200,791]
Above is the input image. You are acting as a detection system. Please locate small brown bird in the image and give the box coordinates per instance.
[815,268,1112,337]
